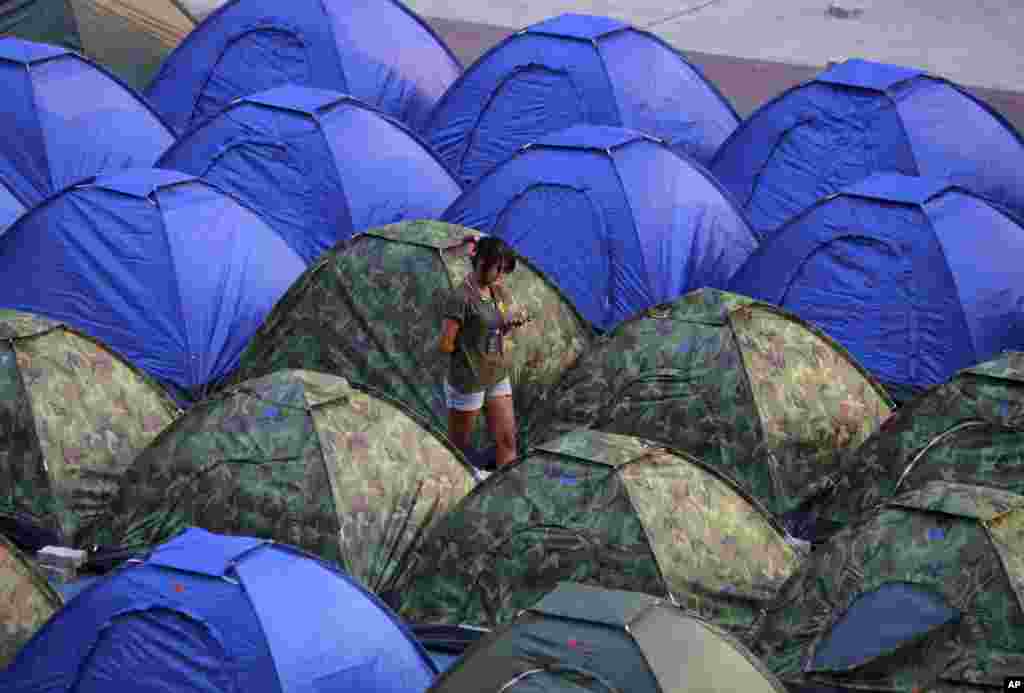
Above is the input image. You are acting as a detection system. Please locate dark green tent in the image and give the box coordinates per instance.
[428,582,787,693]
[225,220,593,459]
[750,481,1024,692]
[0,0,194,89]
[524,288,893,518]
[397,429,806,635]
[0,310,180,546]
[80,370,477,595]
[819,351,1024,537]
[0,532,61,668]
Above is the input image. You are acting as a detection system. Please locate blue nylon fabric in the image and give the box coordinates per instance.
[599,30,738,164]
[815,57,922,90]
[842,173,950,205]
[0,37,67,62]
[236,546,436,693]
[526,13,628,39]
[4,529,438,691]
[0,53,50,205]
[242,84,344,113]
[710,59,1024,240]
[0,39,172,231]
[728,175,1018,398]
[318,98,462,234]
[712,81,918,240]
[157,92,351,265]
[437,32,618,187]
[159,85,460,263]
[74,610,235,693]
[895,79,1024,219]
[809,582,958,672]
[0,181,25,232]
[323,0,461,133]
[148,529,267,577]
[423,14,737,186]
[0,170,305,403]
[442,124,757,331]
[145,0,459,136]
[0,563,278,693]
[928,192,1024,362]
[615,142,757,307]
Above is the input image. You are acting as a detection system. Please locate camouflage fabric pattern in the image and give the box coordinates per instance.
[821,352,1024,531]
[397,429,802,634]
[83,370,475,593]
[224,220,593,453]
[0,533,61,669]
[0,310,179,544]
[524,289,892,516]
[750,482,1024,691]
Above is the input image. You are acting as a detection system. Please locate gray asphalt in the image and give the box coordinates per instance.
[425,14,1024,134]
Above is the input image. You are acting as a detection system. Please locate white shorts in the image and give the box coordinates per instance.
[444,378,512,411]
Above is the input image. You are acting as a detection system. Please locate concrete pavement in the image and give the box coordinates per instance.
[404,0,1022,93]
[424,14,1024,135]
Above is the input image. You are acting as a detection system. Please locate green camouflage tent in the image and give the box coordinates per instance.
[0,532,61,668]
[397,429,805,635]
[820,352,1024,536]
[0,310,180,545]
[524,288,893,518]
[750,481,1024,692]
[225,220,593,457]
[80,370,477,594]
[428,581,787,693]
[0,0,195,90]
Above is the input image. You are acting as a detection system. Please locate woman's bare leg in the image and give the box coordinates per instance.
[485,394,517,468]
[448,408,481,454]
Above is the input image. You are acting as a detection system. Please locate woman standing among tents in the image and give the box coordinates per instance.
[439,237,530,468]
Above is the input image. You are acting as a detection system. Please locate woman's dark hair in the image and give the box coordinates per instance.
[472,236,517,275]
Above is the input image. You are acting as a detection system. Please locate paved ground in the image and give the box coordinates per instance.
[424,14,1024,134]
[408,0,1022,93]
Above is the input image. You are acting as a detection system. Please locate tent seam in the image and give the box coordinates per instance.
[3,338,64,541]
[920,210,979,367]
[316,0,350,101]
[24,61,56,198]
[602,143,651,328]
[591,37,625,126]
[151,183,193,395]
[723,314,784,507]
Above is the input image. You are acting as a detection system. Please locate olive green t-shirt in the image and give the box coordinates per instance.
[443,279,511,393]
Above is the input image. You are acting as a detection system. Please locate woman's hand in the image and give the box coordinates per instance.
[503,308,532,334]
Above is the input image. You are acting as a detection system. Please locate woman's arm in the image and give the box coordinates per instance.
[439,318,460,353]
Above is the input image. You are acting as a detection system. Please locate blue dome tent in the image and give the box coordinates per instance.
[728,174,1024,404]
[442,124,759,332]
[157,85,463,264]
[0,38,174,233]
[425,13,739,186]
[145,0,462,135]
[0,168,305,404]
[710,58,1024,240]
[1,528,437,692]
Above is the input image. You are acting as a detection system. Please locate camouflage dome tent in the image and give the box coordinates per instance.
[525,288,893,526]
[0,0,195,90]
[397,429,805,635]
[751,482,1024,692]
[429,581,788,693]
[0,310,179,546]
[81,370,477,595]
[225,220,593,463]
[819,351,1024,537]
[0,533,61,669]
